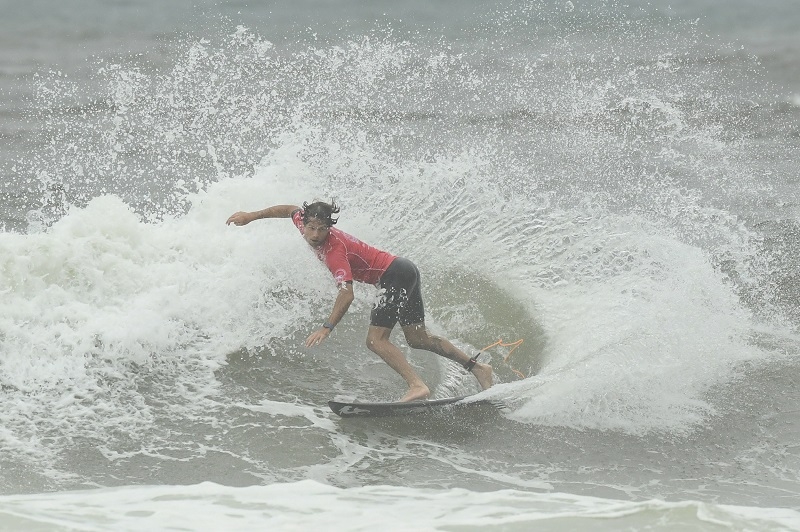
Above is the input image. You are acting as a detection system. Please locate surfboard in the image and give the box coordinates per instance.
[328,395,495,418]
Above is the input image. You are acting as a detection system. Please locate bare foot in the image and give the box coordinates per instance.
[471,362,493,390]
[400,383,430,402]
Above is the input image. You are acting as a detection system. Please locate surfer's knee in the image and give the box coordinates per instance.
[365,334,385,353]
[366,326,392,353]
[405,334,430,351]
[366,336,376,352]
[403,325,432,350]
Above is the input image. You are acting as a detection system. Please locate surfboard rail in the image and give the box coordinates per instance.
[328,395,494,417]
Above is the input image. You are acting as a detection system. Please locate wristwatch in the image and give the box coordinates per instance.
[323,322,335,331]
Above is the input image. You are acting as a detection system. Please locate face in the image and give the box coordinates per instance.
[303,218,330,248]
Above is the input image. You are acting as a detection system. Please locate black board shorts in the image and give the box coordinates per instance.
[370,257,425,329]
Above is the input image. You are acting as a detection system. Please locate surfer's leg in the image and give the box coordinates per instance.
[402,324,493,390]
[366,325,430,402]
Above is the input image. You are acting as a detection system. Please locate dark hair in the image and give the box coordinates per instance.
[302,200,340,227]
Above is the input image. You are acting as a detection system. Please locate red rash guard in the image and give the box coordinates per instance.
[292,210,396,285]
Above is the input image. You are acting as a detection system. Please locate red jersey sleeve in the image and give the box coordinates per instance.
[291,209,303,231]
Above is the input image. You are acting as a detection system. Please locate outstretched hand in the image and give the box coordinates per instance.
[305,328,331,347]
[226,212,253,226]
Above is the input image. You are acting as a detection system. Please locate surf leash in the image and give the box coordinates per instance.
[479,339,526,379]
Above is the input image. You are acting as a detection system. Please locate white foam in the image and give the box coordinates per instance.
[0,481,798,531]
[237,399,337,432]
[4,9,796,486]
[235,140,779,434]
[0,189,331,470]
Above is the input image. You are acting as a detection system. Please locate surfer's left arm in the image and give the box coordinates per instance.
[305,282,354,347]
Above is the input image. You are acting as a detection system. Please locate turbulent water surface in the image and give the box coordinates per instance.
[1,1,799,530]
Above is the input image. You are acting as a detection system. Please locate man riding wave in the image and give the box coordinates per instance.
[226,200,492,402]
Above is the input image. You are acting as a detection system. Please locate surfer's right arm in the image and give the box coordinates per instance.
[226,205,300,226]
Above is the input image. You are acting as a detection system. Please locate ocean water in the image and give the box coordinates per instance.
[1,0,799,530]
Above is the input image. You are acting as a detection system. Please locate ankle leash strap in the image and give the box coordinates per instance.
[463,353,480,372]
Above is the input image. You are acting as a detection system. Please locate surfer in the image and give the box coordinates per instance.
[226,200,493,402]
